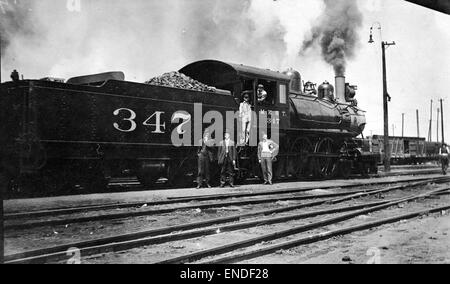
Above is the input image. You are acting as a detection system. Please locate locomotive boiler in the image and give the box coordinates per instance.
[0,60,374,197]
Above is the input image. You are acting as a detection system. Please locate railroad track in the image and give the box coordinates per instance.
[4,176,449,230]
[6,166,442,200]
[4,176,450,264]
[5,174,445,219]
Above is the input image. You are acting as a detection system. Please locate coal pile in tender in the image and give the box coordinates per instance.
[145,71,216,92]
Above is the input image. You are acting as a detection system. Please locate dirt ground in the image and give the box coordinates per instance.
[80,186,450,264]
[4,171,443,213]
[4,172,449,264]
[244,213,450,264]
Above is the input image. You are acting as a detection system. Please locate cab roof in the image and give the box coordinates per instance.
[179,60,291,87]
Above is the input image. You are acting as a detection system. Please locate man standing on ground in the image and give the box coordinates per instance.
[439,143,449,175]
[218,129,237,188]
[197,131,215,189]
[258,133,279,185]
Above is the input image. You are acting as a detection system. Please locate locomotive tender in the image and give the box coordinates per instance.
[0,60,374,196]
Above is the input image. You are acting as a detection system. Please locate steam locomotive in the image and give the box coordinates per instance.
[0,60,376,196]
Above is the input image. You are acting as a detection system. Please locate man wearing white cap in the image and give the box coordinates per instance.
[257,84,267,104]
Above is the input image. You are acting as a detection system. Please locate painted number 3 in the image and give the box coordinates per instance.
[113,108,166,133]
[114,108,137,132]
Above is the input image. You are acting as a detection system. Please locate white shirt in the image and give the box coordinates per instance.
[240,101,252,119]
[225,139,230,153]
[261,141,271,153]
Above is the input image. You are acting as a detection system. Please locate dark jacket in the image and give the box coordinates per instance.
[198,139,215,162]
[218,139,237,165]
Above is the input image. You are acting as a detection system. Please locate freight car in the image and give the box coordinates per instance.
[0,60,376,197]
[363,135,441,165]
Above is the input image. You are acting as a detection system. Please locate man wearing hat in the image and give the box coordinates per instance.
[197,130,215,189]
[257,84,268,104]
[218,129,237,187]
[239,91,252,145]
[440,143,450,175]
[258,132,279,185]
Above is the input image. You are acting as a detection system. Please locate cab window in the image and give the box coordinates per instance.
[257,80,277,106]
[279,84,287,104]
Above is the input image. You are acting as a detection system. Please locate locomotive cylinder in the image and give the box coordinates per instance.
[335,76,346,103]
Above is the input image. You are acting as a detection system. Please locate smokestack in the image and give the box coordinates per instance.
[335,76,346,102]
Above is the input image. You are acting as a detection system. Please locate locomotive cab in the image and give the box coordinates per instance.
[180,60,292,137]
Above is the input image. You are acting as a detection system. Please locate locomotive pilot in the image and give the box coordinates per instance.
[258,133,279,185]
[218,129,237,188]
[257,84,268,104]
[197,131,215,189]
[239,92,252,145]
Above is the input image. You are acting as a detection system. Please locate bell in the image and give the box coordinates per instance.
[368,33,374,44]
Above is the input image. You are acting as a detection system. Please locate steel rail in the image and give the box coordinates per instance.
[167,175,444,201]
[5,179,448,263]
[3,189,373,230]
[5,177,448,231]
[5,175,444,220]
[5,200,388,264]
[157,187,449,264]
[203,204,450,264]
[7,177,448,231]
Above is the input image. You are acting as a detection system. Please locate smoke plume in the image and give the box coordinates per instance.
[300,0,363,76]
[0,0,301,82]
[0,0,36,57]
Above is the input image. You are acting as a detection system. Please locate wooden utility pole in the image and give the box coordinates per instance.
[369,24,395,172]
[416,109,420,138]
[381,41,395,172]
[428,100,433,142]
[441,99,445,144]
[437,108,440,142]
[402,113,405,137]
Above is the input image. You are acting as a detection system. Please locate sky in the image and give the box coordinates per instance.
[0,0,449,142]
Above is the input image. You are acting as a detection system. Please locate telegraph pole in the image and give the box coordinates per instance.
[369,23,395,172]
[402,113,405,137]
[382,41,394,172]
[428,100,433,142]
[441,99,445,144]
[416,109,420,138]
[437,108,440,142]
